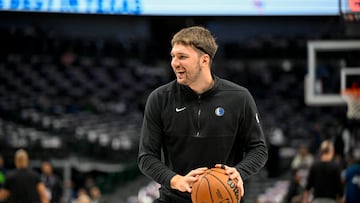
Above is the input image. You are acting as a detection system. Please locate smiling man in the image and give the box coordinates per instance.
[138,26,268,203]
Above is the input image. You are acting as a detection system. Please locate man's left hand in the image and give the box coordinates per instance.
[215,164,244,198]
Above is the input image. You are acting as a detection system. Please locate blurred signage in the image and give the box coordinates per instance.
[0,0,339,16]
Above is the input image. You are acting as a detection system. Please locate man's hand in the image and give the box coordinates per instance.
[170,167,208,193]
[215,164,244,198]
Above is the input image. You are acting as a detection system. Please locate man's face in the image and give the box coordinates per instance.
[41,162,52,175]
[170,43,203,86]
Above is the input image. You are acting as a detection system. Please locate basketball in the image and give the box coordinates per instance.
[191,168,241,203]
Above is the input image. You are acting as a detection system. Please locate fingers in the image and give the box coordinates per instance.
[229,170,244,197]
[215,164,244,197]
[185,183,192,193]
[215,163,226,169]
[184,167,208,193]
[171,174,196,193]
[238,181,244,197]
[187,167,208,177]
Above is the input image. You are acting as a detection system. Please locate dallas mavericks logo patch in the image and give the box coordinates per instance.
[215,107,225,117]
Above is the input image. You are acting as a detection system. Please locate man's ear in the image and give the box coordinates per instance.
[202,54,210,65]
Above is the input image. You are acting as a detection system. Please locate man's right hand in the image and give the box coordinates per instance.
[170,167,208,193]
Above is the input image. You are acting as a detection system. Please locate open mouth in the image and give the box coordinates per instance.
[176,71,185,78]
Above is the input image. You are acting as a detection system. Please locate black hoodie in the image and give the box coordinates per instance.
[138,75,268,202]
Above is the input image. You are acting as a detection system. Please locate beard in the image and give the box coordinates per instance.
[175,64,202,86]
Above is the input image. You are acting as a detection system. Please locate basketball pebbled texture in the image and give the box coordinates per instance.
[191,168,241,203]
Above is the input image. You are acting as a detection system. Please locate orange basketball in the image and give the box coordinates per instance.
[191,168,241,203]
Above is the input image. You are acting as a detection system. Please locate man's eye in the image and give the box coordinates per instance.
[170,55,187,60]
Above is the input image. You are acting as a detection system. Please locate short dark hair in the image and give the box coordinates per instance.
[171,26,218,59]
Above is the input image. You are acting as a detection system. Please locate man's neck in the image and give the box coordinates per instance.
[189,74,214,94]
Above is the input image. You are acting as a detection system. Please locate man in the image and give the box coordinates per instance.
[40,160,63,203]
[138,26,268,202]
[303,140,344,203]
[0,149,49,203]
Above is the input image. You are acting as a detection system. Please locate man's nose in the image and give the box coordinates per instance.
[171,58,180,67]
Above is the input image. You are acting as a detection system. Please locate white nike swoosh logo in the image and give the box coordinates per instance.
[175,107,186,112]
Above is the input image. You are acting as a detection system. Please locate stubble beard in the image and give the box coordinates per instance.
[177,64,202,87]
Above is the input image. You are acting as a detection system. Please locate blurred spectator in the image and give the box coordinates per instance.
[302,140,344,203]
[60,48,78,67]
[0,154,6,188]
[287,144,314,203]
[0,154,7,203]
[286,170,305,203]
[89,185,106,203]
[78,188,88,197]
[0,149,49,203]
[291,144,314,171]
[84,176,96,192]
[40,160,63,203]
[343,149,360,203]
[76,193,91,203]
[71,188,87,203]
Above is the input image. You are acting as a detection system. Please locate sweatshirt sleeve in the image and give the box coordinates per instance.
[137,89,176,188]
[235,89,268,180]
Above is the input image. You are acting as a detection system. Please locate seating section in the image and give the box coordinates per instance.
[0,26,172,163]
